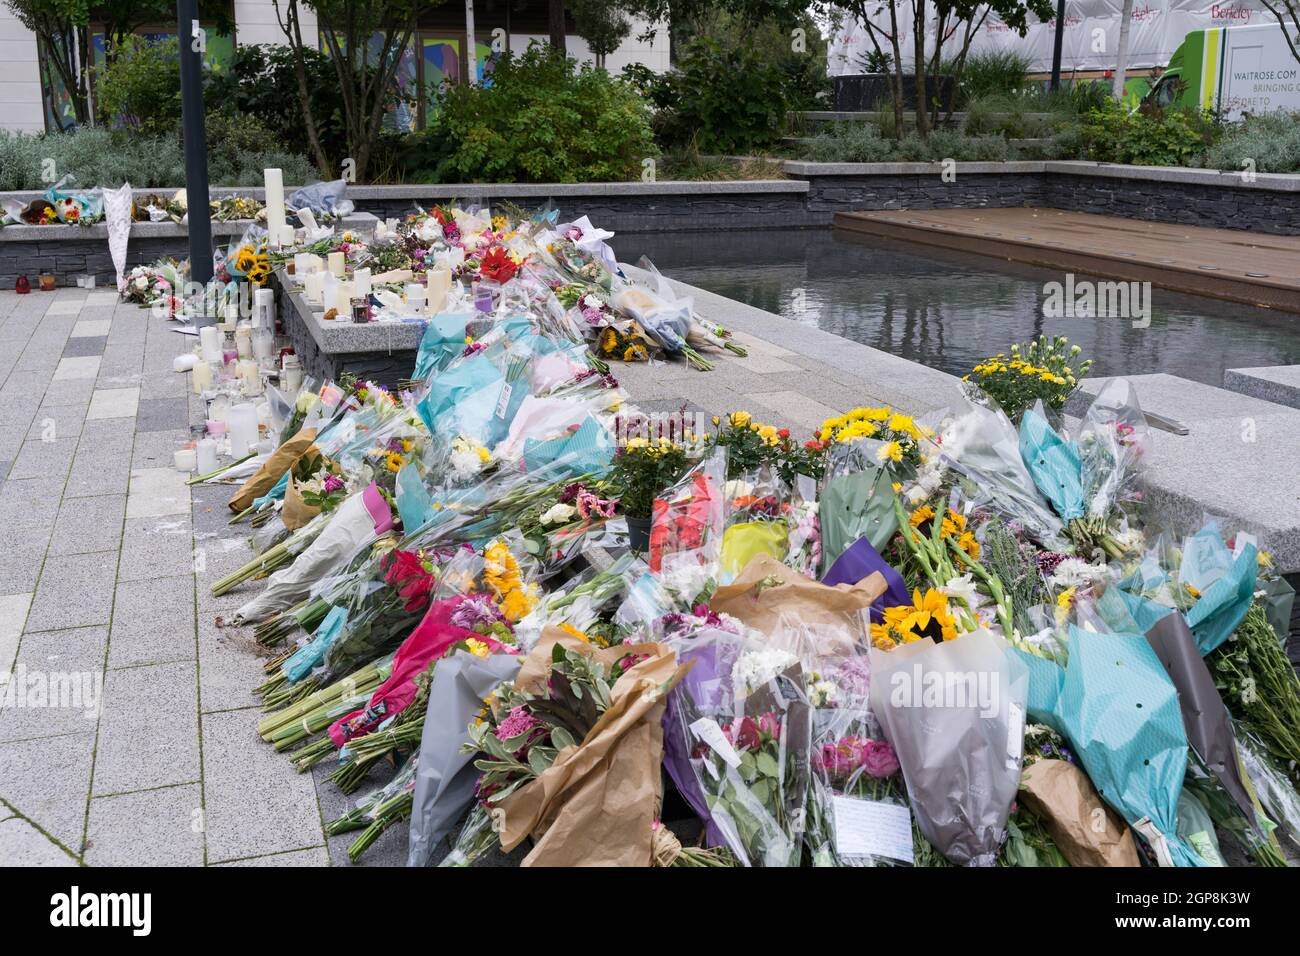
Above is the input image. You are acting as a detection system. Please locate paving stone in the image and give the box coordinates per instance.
[0,732,96,852]
[126,467,190,519]
[201,709,323,864]
[25,551,118,633]
[109,575,195,669]
[196,614,266,714]
[0,626,106,743]
[52,357,100,381]
[134,397,190,433]
[0,475,62,533]
[213,845,328,866]
[70,320,112,338]
[93,661,199,796]
[44,300,84,317]
[119,515,193,583]
[132,429,191,470]
[0,817,79,866]
[0,536,51,595]
[86,386,140,421]
[7,436,77,481]
[38,377,96,407]
[746,389,844,430]
[85,784,205,866]
[48,494,126,556]
[0,593,32,676]
[61,336,107,358]
[23,402,87,444]
[64,446,132,499]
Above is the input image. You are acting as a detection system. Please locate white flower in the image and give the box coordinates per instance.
[1112,527,1145,554]
[134,276,148,290]
[1048,558,1112,590]
[940,573,980,613]
[539,502,577,526]
[1241,677,1258,705]
[581,293,605,310]
[449,446,483,481]
[808,678,840,708]
[732,647,798,694]
[723,479,754,499]
[416,218,441,243]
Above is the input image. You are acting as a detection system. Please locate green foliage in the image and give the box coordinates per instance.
[1078,101,1217,166]
[1205,112,1300,173]
[93,34,181,134]
[0,126,313,190]
[403,45,656,183]
[651,38,788,153]
[958,50,1032,105]
[807,122,1011,162]
[203,42,351,172]
[203,112,318,186]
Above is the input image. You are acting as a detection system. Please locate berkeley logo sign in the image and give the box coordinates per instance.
[49,887,151,937]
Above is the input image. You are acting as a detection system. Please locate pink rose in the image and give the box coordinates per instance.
[860,739,900,779]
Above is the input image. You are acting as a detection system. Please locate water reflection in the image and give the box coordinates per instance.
[614,229,1299,387]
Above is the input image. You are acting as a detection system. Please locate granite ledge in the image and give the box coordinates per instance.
[1224,365,1300,410]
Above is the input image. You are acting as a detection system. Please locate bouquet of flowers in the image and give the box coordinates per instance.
[964,335,1092,420]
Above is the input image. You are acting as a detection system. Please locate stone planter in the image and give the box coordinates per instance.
[832,73,956,114]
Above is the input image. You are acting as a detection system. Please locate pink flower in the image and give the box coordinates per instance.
[757,712,782,741]
[813,738,865,782]
[726,716,761,751]
[322,473,344,494]
[495,705,538,741]
[860,739,900,779]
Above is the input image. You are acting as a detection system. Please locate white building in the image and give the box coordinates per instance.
[0,0,671,133]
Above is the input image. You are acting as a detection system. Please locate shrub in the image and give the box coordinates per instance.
[958,50,1032,105]
[94,36,183,135]
[203,112,317,185]
[203,43,351,174]
[806,122,1012,163]
[405,45,656,183]
[652,38,788,153]
[1204,112,1300,173]
[1078,102,1216,166]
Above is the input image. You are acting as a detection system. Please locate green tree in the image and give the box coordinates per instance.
[1258,0,1300,66]
[4,0,92,124]
[271,0,445,181]
[829,0,1053,137]
[569,0,632,65]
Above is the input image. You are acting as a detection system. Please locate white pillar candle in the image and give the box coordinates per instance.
[308,254,323,274]
[200,326,222,363]
[196,438,218,475]
[283,364,303,395]
[229,403,259,458]
[327,251,346,277]
[353,268,372,299]
[174,448,197,472]
[235,324,253,359]
[264,168,287,245]
[278,225,296,248]
[253,287,275,327]
[303,272,324,304]
[192,360,213,394]
[239,359,264,396]
[426,267,451,313]
[293,253,312,276]
[405,283,426,315]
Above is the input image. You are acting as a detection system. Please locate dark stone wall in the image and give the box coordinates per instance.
[352,192,821,232]
[5,172,1298,288]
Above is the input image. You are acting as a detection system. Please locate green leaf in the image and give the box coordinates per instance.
[755,751,780,778]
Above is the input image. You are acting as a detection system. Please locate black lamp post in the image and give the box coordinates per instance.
[1050,0,1066,91]
[177,0,213,310]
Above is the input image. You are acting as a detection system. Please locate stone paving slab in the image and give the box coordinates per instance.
[1224,365,1300,410]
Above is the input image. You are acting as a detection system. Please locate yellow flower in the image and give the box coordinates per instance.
[879,589,958,644]
[475,445,490,463]
[729,411,751,429]
[464,638,491,658]
[500,587,535,622]
[384,451,404,472]
[876,441,903,463]
[491,215,508,231]
[909,504,936,528]
[400,439,414,453]
[1057,586,1077,609]
[891,482,902,493]
[958,530,981,560]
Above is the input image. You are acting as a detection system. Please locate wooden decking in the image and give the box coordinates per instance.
[834,207,1300,313]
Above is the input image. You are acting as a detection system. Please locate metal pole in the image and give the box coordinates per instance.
[178,0,213,297]
[1050,0,1066,91]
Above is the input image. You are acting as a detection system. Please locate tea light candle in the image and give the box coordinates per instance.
[426,268,451,313]
[327,251,345,277]
[174,448,196,472]
[196,439,218,475]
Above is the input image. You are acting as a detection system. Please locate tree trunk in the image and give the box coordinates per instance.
[1112,0,1135,101]
[548,0,566,52]
[912,3,929,138]
[885,3,905,138]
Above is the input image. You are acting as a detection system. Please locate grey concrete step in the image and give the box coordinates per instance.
[1224,365,1300,410]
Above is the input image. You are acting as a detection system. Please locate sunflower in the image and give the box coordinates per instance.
[871,589,958,649]
[909,504,936,529]
[384,451,404,472]
[599,328,618,355]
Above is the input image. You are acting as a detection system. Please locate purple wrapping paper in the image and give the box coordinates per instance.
[821,537,910,621]
[661,638,733,847]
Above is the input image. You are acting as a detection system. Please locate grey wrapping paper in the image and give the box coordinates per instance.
[406,650,521,867]
[869,630,1028,866]
[1144,612,1256,827]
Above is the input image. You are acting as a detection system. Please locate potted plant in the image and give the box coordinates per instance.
[610,438,690,552]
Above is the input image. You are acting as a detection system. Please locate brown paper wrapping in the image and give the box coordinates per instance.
[228,427,318,513]
[711,553,886,652]
[497,637,691,866]
[281,473,321,531]
[1019,759,1140,867]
